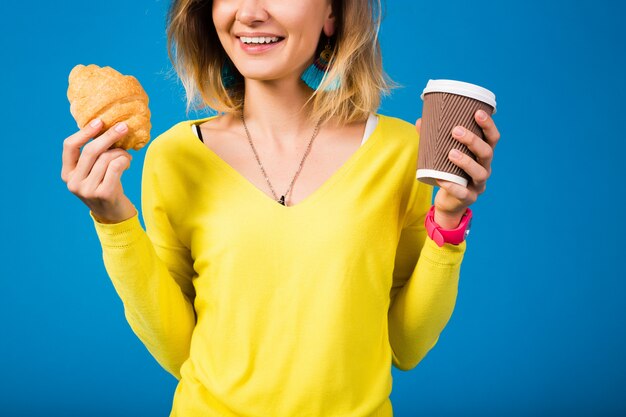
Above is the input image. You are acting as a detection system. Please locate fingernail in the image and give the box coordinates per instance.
[115,122,127,133]
[450,149,462,159]
[90,118,102,128]
[477,110,488,121]
[453,126,465,136]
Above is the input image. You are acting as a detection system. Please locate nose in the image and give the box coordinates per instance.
[236,0,269,25]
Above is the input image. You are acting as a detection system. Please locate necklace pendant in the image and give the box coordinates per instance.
[278,195,286,206]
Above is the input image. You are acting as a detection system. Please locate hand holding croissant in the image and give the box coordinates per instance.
[61,64,150,224]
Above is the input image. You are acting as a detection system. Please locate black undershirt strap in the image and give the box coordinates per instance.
[196,124,204,143]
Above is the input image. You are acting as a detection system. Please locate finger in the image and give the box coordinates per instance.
[475,109,500,150]
[72,122,129,183]
[61,118,104,182]
[451,126,494,169]
[415,118,422,134]
[82,148,131,191]
[447,147,489,192]
[436,179,476,206]
[97,155,132,196]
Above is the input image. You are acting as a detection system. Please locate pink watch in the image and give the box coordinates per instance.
[425,205,473,247]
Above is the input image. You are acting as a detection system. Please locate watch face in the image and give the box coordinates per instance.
[464,217,472,239]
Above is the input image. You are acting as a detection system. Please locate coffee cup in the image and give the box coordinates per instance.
[417,79,497,187]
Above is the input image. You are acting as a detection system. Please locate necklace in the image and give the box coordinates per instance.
[240,110,322,206]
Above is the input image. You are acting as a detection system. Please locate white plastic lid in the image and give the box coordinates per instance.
[421,79,497,114]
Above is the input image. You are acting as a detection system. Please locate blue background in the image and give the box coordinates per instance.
[1,0,624,416]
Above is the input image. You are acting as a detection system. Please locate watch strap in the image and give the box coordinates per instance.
[425,205,473,247]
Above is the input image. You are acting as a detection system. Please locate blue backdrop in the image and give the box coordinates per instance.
[1,0,624,416]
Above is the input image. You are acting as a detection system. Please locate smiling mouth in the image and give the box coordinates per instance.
[238,36,285,45]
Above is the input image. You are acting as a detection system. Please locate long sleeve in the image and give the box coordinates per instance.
[388,177,467,371]
[90,142,196,380]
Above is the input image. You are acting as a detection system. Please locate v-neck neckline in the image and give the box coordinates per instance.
[183,114,385,212]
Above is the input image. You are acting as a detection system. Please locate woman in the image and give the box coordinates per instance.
[61,0,500,415]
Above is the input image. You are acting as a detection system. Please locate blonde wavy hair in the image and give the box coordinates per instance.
[166,0,395,124]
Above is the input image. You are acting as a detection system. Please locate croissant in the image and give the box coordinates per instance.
[67,64,151,150]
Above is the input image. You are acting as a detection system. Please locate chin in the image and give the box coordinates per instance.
[237,70,286,83]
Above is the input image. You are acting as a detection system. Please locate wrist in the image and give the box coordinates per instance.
[91,203,137,224]
[433,207,466,230]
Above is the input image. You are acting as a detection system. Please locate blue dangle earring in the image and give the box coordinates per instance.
[301,37,341,91]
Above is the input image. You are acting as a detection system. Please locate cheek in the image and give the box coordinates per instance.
[281,8,324,49]
[212,2,234,35]
[212,3,236,53]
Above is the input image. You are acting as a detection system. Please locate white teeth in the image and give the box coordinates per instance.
[240,36,280,44]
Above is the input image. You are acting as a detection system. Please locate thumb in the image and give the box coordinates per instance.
[415,118,422,134]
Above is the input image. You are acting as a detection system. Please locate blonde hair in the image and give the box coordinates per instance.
[166,0,395,124]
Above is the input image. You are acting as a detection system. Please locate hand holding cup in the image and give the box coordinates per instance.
[415,79,501,228]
